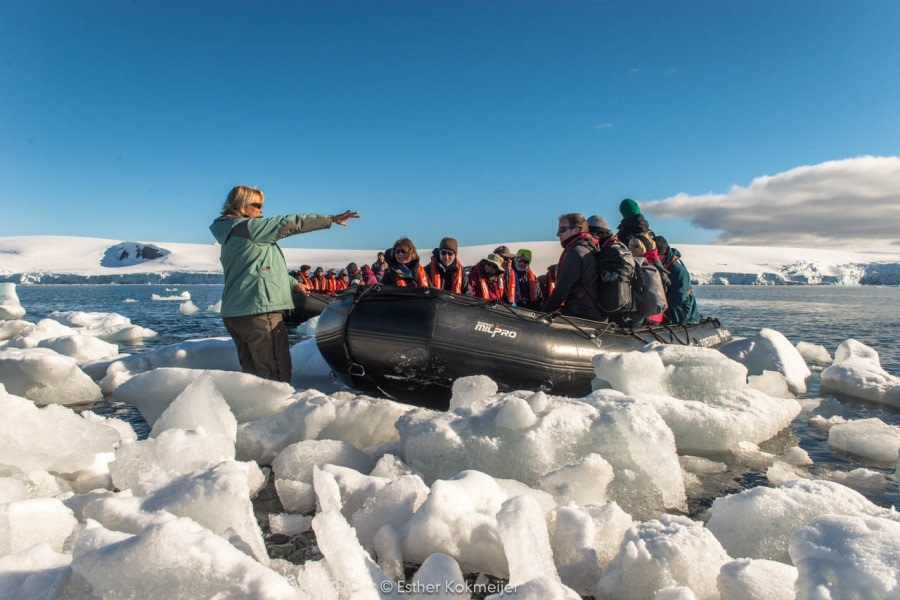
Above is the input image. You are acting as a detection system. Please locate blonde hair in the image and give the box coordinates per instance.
[221,185,264,217]
[558,213,587,233]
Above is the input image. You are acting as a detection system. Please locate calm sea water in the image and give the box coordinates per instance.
[14,284,900,508]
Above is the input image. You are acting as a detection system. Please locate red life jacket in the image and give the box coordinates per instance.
[311,275,326,291]
[392,264,429,288]
[516,268,539,304]
[469,264,504,300]
[296,272,313,287]
[502,262,517,305]
[429,256,464,293]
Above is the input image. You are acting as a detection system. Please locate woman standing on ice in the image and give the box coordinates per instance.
[210,184,358,382]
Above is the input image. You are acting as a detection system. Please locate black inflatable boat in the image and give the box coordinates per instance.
[316,285,732,410]
[284,291,334,326]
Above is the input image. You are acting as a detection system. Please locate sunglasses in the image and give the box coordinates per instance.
[557,225,577,233]
[515,257,529,264]
[249,202,263,210]
[394,248,409,255]
[440,249,455,256]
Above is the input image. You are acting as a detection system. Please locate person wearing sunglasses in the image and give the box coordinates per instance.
[541,212,605,321]
[512,248,542,309]
[467,253,507,301]
[210,184,359,382]
[425,237,469,295]
[381,237,430,287]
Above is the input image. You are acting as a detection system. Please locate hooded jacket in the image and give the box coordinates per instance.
[210,213,332,317]
[661,247,699,324]
[542,232,604,321]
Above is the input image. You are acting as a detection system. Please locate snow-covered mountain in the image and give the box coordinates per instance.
[1,235,898,285]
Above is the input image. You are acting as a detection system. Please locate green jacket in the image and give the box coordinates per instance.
[210,213,333,317]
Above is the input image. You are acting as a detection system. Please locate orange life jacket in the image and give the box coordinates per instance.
[429,256,464,293]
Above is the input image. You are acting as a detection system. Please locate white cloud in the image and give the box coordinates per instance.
[596,122,615,130]
[642,156,900,249]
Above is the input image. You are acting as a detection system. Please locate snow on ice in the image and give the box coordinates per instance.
[1,282,899,599]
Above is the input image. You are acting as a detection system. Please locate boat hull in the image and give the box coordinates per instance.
[284,291,334,326]
[315,286,731,410]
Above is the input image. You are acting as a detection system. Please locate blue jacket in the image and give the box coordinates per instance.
[210,213,332,317]
[662,247,699,324]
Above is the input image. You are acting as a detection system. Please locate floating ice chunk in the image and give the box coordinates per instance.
[370,453,419,480]
[150,373,238,442]
[449,375,498,411]
[583,394,687,519]
[318,395,412,449]
[141,461,268,563]
[206,299,221,313]
[178,300,199,315]
[408,553,469,600]
[150,291,190,301]
[402,470,509,577]
[748,370,793,398]
[101,339,241,392]
[808,414,847,431]
[550,501,633,595]
[539,453,614,506]
[595,514,731,600]
[269,512,312,536]
[123,298,138,303]
[311,506,401,600]
[0,542,72,600]
[820,468,887,495]
[0,498,77,557]
[3,318,74,348]
[237,391,336,465]
[344,471,430,553]
[70,517,299,599]
[782,446,813,466]
[0,385,122,474]
[113,367,293,425]
[594,345,801,454]
[48,310,156,342]
[109,428,236,496]
[400,391,685,519]
[289,337,335,389]
[0,283,26,320]
[790,514,900,599]
[719,329,811,395]
[0,477,28,503]
[821,339,900,408]
[0,347,102,405]
[37,333,119,365]
[796,341,832,365]
[294,314,319,337]
[494,396,538,430]
[706,479,898,563]
[272,440,374,514]
[0,319,32,341]
[717,558,797,600]
[496,495,580,599]
[827,417,900,464]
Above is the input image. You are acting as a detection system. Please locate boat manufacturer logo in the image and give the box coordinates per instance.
[475,321,518,339]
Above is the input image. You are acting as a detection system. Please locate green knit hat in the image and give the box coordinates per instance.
[619,198,641,218]
[515,248,532,264]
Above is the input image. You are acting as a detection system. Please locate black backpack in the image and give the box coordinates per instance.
[594,241,635,316]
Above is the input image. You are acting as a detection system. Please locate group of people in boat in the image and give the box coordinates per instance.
[213,184,697,383]
[289,198,699,328]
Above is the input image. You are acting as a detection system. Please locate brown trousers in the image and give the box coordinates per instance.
[223,312,292,382]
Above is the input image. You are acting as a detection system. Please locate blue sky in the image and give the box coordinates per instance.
[3,1,899,251]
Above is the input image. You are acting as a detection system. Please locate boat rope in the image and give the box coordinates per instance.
[661,323,690,345]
